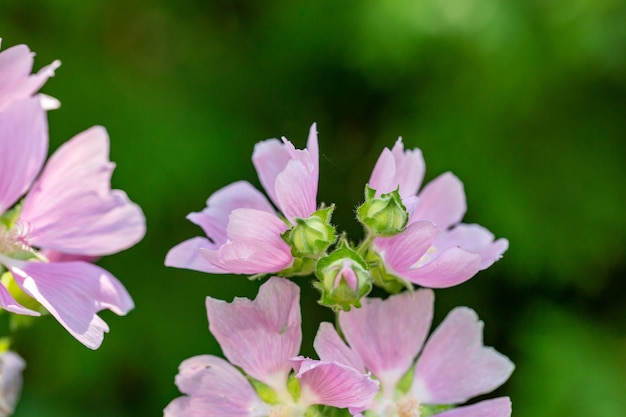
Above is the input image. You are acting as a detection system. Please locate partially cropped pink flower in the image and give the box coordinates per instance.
[368,139,508,288]
[314,290,514,417]
[0,98,145,349]
[0,40,61,111]
[165,277,379,417]
[166,124,319,275]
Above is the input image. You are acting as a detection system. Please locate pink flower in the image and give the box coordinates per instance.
[368,139,508,288]
[166,124,319,275]
[314,290,514,417]
[0,97,145,349]
[165,277,379,417]
[0,40,61,111]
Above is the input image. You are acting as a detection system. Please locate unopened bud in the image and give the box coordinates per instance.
[282,206,336,258]
[314,241,372,311]
[357,186,408,237]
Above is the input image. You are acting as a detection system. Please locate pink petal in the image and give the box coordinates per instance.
[274,159,317,222]
[19,126,145,256]
[374,220,438,273]
[413,308,515,404]
[435,224,509,270]
[314,322,365,373]
[436,397,512,417]
[4,258,134,349]
[0,44,61,112]
[39,249,99,264]
[368,147,397,196]
[165,237,226,273]
[186,181,275,246]
[0,98,48,213]
[338,290,434,392]
[205,277,301,391]
[411,172,466,230]
[402,247,482,288]
[368,139,425,199]
[0,258,40,316]
[292,357,379,409]
[200,209,292,274]
[252,139,291,209]
[390,139,425,199]
[166,354,268,417]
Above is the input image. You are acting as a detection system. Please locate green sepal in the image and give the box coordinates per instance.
[287,373,301,402]
[0,203,21,229]
[276,257,316,278]
[357,186,408,237]
[314,240,372,311]
[249,378,280,405]
[420,404,455,417]
[365,250,413,294]
[282,206,337,258]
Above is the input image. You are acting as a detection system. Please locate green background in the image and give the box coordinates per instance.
[1,0,625,415]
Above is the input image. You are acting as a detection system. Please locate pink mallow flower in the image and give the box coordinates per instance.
[164,277,379,417]
[165,124,319,275]
[0,97,145,349]
[314,289,514,417]
[368,138,508,288]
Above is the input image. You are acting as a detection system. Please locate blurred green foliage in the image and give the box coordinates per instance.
[1,0,624,416]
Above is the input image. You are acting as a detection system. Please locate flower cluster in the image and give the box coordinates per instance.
[166,124,513,416]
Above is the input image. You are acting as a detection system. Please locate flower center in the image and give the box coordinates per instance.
[0,224,29,255]
[396,396,420,417]
[269,404,301,417]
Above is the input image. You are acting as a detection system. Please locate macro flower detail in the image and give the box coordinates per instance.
[0,93,145,348]
[314,290,514,417]
[165,277,379,417]
[367,139,508,289]
[166,123,328,276]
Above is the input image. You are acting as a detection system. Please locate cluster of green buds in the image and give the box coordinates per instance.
[279,186,410,311]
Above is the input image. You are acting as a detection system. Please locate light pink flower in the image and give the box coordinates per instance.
[0,98,145,349]
[314,290,514,417]
[166,124,319,275]
[368,139,508,288]
[0,40,61,111]
[165,277,379,417]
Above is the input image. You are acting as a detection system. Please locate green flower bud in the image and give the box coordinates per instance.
[314,241,372,311]
[357,186,408,237]
[282,206,336,258]
[365,250,411,294]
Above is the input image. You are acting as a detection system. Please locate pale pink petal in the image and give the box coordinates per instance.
[412,308,514,404]
[252,139,291,209]
[411,173,466,230]
[435,224,509,270]
[205,278,301,390]
[200,209,292,274]
[390,139,425,198]
[164,395,268,417]
[314,322,365,373]
[339,290,434,392]
[368,148,397,196]
[368,139,425,199]
[5,258,133,349]
[0,98,48,213]
[19,126,145,256]
[166,354,268,417]
[0,44,60,111]
[374,220,438,273]
[165,237,226,273]
[275,159,317,222]
[292,357,379,409]
[402,247,482,288]
[39,249,99,263]
[187,181,275,246]
[305,123,319,195]
[436,397,512,417]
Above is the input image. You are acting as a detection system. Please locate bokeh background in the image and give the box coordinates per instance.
[1,0,625,416]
